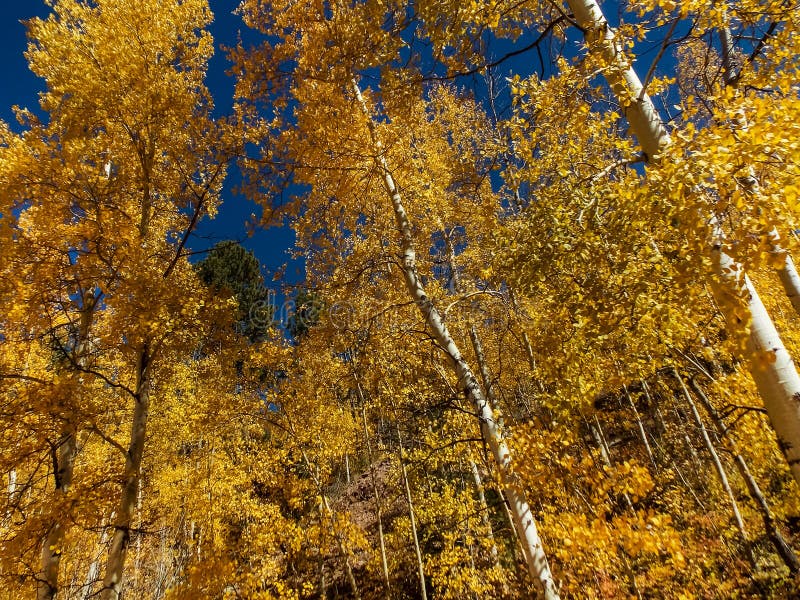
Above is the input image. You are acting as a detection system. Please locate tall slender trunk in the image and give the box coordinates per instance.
[5,470,17,525]
[777,256,800,315]
[565,0,800,488]
[469,328,493,401]
[101,344,151,600]
[671,369,755,566]
[82,512,114,600]
[39,427,78,600]
[717,22,800,316]
[469,459,500,564]
[588,416,634,512]
[465,330,504,564]
[316,489,328,597]
[396,425,428,600]
[509,291,553,427]
[689,377,800,572]
[132,477,143,592]
[39,290,98,600]
[357,385,391,598]
[623,384,657,472]
[656,378,702,470]
[353,80,559,599]
[444,233,507,565]
[299,449,361,600]
[639,379,662,435]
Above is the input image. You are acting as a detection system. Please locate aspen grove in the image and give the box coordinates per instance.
[2,0,800,597]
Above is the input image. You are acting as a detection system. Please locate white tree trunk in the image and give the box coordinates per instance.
[778,254,800,315]
[588,416,634,512]
[82,512,114,600]
[716,22,800,316]
[469,460,500,563]
[623,384,657,472]
[740,274,800,486]
[396,425,428,600]
[565,0,800,490]
[4,470,17,526]
[39,290,98,600]
[688,377,800,572]
[672,369,754,566]
[359,402,392,597]
[353,80,560,599]
[564,0,669,159]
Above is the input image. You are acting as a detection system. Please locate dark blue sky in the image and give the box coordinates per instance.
[0,1,301,289]
[1,1,685,299]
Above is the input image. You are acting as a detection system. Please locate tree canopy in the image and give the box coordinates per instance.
[2,0,800,598]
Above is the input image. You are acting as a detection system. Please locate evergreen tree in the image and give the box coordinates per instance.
[288,289,325,339]
[197,241,273,342]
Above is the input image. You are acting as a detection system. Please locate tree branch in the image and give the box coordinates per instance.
[420,16,566,82]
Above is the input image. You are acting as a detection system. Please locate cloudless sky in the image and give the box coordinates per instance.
[1,1,685,301]
[0,1,302,291]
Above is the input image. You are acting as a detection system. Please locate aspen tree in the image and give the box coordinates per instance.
[688,377,800,573]
[716,9,800,316]
[622,383,658,472]
[359,402,392,597]
[671,369,755,567]
[38,292,98,600]
[10,1,230,597]
[351,80,559,599]
[564,0,800,488]
[442,228,502,566]
[395,422,428,600]
[234,1,561,592]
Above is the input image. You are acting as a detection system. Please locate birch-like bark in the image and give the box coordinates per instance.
[82,512,114,600]
[300,449,361,600]
[357,384,391,597]
[39,290,98,600]
[717,23,800,316]
[656,378,702,470]
[623,384,657,472]
[353,80,559,599]
[445,239,500,564]
[396,425,428,600]
[469,460,500,563]
[739,273,800,485]
[509,292,537,375]
[566,0,800,488]
[671,369,755,566]
[469,327,495,404]
[587,416,634,512]
[449,244,506,563]
[689,377,800,572]
[5,470,17,526]
[101,345,151,600]
[777,255,800,315]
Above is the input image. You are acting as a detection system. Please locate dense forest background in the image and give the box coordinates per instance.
[2,0,800,598]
